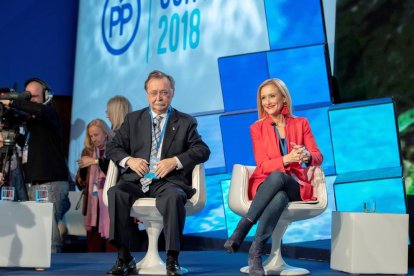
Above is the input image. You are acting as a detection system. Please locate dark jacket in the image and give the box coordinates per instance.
[10,100,68,183]
[106,107,210,198]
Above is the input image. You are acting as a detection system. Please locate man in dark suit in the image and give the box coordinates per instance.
[106,70,210,275]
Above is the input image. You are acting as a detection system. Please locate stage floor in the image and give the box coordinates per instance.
[0,251,413,275]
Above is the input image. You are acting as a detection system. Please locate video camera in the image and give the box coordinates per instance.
[0,88,31,147]
[0,88,31,107]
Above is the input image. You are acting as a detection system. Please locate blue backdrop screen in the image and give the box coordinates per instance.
[329,99,401,174]
[264,0,325,50]
[266,45,332,108]
[219,52,269,112]
[219,44,332,113]
[334,178,406,214]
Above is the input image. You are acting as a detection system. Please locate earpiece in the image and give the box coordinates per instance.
[24,77,53,104]
[43,87,53,105]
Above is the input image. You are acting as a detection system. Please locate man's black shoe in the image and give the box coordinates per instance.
[107,257,137,275]
[166,257,182,276]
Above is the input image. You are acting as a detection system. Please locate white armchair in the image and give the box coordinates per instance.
[228,164,327,275]
[103,161,206,275]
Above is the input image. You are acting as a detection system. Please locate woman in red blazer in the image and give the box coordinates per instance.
[224,78,323,276]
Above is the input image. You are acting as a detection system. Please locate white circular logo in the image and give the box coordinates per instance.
[102,0,141,55]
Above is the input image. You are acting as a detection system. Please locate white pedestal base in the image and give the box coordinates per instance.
[241,264,309,275]
[135,218,188,275]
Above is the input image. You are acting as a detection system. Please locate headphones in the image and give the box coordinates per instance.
[24,77,53,104]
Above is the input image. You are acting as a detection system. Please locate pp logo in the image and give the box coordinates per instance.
[102,0,141,55]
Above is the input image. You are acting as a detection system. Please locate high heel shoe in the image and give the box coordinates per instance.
[248,241,265,276]
[224,217,253,253]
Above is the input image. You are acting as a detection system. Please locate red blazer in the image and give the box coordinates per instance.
[248,116,323,200]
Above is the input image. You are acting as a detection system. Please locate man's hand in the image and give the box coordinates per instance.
[0,100,11,108]
[127,157,149,177]
[155,157,177,178]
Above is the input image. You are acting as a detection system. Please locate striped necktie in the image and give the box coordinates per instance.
[140,115,163,193]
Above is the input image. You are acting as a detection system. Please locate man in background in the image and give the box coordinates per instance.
[0,78,70,253]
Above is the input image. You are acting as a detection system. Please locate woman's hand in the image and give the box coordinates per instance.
[77,156,97,168]
[283,143,311,165]
[283,145,303,165]
[299,148,311,164]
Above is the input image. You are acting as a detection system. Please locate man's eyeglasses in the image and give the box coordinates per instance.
[147,90,170,97]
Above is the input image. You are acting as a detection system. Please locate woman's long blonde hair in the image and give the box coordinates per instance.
[256,78,294,120]
[107,95,132,131]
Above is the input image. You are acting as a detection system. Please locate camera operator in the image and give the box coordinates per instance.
[0,78,70,253]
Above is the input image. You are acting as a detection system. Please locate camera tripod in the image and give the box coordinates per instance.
[0,129,27,200]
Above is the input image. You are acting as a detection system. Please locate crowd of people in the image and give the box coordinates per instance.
[0,71,322,276]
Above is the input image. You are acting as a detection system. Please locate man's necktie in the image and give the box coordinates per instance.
[140,115,163,193]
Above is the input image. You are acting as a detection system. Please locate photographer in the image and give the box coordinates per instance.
[0,78,70,253]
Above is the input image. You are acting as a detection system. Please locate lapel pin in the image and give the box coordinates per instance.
[172,126,176,131]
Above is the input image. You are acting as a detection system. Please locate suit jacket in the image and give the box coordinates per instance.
[106,107,210,198]
[248,116,323,200]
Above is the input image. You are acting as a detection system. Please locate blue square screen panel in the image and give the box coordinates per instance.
[218,52,269,112]
[334,178,406,214]
[194,113,226,173]
[220,111,257,172]
[329,100,401,174]
[266,44,332,108]
[264,0,325,50]
[184,174,228,237]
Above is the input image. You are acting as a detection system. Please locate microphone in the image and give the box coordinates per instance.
[0,91,32,101]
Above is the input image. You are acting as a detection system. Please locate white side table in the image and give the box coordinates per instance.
[0,201,53,268]
[331,211,408,274]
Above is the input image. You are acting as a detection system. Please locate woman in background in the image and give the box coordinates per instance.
[106,95,132,131]
[105,95,148,251]
[76,119,114,251]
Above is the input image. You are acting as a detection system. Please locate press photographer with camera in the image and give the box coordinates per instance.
[0,78,70,253]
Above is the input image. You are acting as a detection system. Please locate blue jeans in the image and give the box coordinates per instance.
[28,181,70,253]
[12,167,28,201]
[246,171,300,242]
